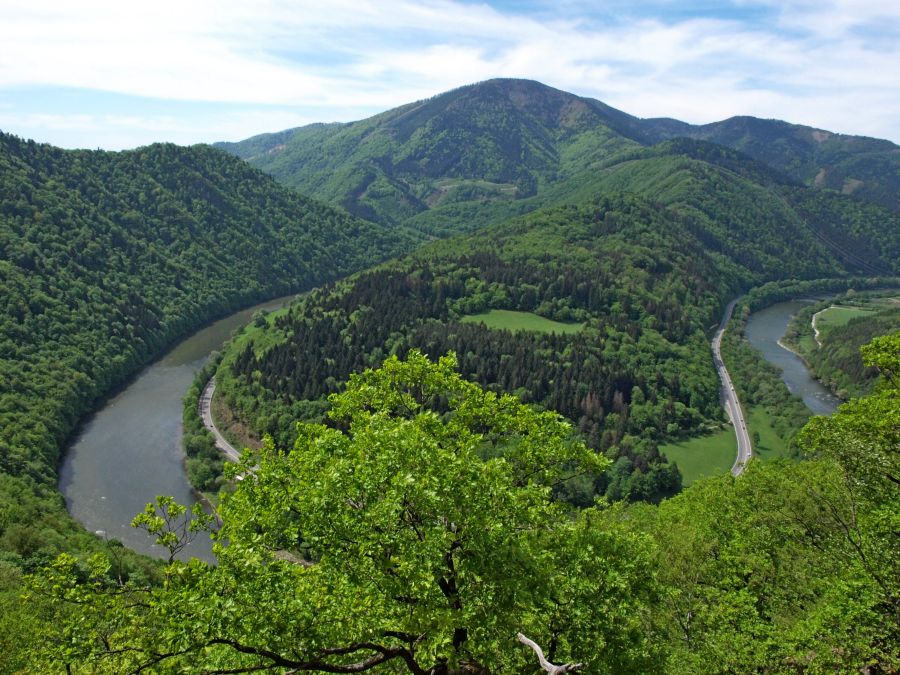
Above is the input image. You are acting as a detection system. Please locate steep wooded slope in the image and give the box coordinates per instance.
[212,161,899,503]
[0,132,419,569]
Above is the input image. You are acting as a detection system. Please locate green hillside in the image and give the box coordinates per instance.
[0,133,418,587]
[218,79,900,231]
[209,98,899,505]
[209,159,899,503]
[217,79,647,232]
[644,114,900,213]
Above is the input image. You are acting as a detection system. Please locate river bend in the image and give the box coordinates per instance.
[60,295,838,562]
[59,295,295,562]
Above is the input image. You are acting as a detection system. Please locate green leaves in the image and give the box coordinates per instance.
[30,351,657,672]
[131,496,214,566]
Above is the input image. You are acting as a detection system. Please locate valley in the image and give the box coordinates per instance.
[2,78,899,672]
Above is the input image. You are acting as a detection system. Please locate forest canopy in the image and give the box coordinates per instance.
[27,334,900,672]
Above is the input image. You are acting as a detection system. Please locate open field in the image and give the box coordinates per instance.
[661,428,736,485]
[815,305,876,333]
[460,309,585,334]
[747,406,791,459]
[228,306,292,356]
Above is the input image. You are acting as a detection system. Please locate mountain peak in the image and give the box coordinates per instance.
[216,79,900,220]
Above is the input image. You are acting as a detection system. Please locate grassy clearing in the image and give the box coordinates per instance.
[661,428,736,486]
[226,306,291,357]
[797,332,818,354]
[747,406,790,460]
[461,309,585,334]
[815,305,876,332]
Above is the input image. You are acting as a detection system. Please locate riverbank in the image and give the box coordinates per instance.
[60,294,297,561]
[781,290,900,399]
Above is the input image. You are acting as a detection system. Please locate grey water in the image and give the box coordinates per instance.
[743,300,840,417]
[59,294,296,562]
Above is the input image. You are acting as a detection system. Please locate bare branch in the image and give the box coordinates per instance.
[516,633,583,674]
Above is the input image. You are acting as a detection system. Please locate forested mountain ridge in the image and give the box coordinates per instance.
[216,79,643,230]
[644,114,900,213]
[217,78,900,229]
[209,85,900,502]
[0,132,419,589]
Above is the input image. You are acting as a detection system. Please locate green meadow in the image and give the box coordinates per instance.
[661,428,736,485]
[460,309,585,334]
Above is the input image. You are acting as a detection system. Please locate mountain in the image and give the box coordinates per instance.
[0,133,420,575]
[642,115,900,213]
[206,79,900,506]
[217,79,900,230]
[216,79,643,231]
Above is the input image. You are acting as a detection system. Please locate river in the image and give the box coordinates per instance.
[59,294,297,562]
[743,300,840,416]
[60,294,838,562]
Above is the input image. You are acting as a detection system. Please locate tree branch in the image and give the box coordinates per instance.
[516,633,582,674]
[204,638,423,674]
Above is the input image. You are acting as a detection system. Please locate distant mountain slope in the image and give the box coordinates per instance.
[217,78,900,228]
[643,115,900,213]
[575,139,899,277]
[215,79,646,228]
[0,132,419,567]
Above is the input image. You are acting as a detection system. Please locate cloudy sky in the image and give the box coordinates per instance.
[1,0,898,149]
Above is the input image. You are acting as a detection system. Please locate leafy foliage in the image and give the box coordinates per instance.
[30,338,900,672]
[29,353,661,673]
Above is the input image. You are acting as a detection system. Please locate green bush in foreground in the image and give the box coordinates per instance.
[25,336,900,672]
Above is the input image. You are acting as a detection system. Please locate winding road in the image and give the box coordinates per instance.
[713,299,753,476]
[199,377,241,463]
[201,303,754,476]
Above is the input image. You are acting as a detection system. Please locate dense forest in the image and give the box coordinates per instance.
[26,336,900,672]
[0,133,420,668]
[211,181,899,502]
[218,196,726,502]
[2,77,900,671]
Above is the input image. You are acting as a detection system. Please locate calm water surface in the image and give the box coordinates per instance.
[59,295,296,562]
[744,300,840,416]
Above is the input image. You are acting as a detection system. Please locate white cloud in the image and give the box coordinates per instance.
[1,0,898,146]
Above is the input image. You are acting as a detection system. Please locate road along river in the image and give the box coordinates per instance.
[59,294,296,562]
[712,300,753,476]
[59,294,838,561]
[743,300,840,417]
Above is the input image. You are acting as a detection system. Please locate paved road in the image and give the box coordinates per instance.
[712,299,753,476]
[199,377,241,463]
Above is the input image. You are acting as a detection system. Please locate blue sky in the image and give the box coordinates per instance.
[1,0,898,149]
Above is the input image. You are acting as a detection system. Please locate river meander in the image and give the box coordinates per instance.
[743,300,840,417]
[59,295,296,562]
[60,294,839,562]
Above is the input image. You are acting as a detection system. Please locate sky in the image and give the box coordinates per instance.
[1,0,899,150]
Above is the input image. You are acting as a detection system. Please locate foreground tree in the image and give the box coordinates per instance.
[641,331,900,672]
[30,352,660,673]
